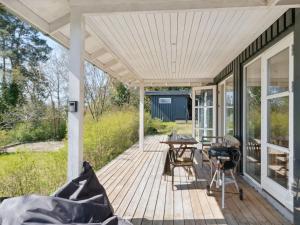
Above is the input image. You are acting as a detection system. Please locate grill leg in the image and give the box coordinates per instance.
[210,168,218,189]
[222,171,225,209]
[230,169,239,192]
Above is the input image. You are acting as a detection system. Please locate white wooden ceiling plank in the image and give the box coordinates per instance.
[186,11,216,77]
[181,12,202,77]
[122,15,156,77]
[208,8,268,75]
[140,14,164,77]
[177,12,194,78]
[131,14,161,78]
[154,13,169,78]
[162,13,172,78]
[113,15,148,75]
[202,10,245,75]
[146,13,166,77]
[178,12,195,78]
[195,10,228,73]
[174,12,186,79]
[95,16,144,76]
[197,10,236,74]
[207,9,261,75]
[87,16,141,80]
[186,11,209,76]
[170,12,178,78]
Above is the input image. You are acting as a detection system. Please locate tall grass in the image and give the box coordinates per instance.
[84,108,140,170]
[0,108,156,196]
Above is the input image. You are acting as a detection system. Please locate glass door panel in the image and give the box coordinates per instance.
[244,58,262,183]
[224,76,234,135]
[193,86,216,141]
[266,48,290,190]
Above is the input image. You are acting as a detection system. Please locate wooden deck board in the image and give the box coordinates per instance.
[97,135,291,225]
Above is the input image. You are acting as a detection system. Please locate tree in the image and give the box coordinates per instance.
[85,63,110,120]
[0,6,52,109]
[111,81,131,107]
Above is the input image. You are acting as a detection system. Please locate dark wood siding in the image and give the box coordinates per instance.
[293,8,300,223]
[151,95,188,122]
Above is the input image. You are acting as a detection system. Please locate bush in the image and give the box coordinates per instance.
[11,119,66,143]
[0,130,15,147]
[83,108,140,170]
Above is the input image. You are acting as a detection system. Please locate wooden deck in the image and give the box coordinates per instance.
[96,135,291,225]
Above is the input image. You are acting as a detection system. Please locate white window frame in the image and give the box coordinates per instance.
[218,74,234,136]
[243,32,294,211]
[192,86,216,141]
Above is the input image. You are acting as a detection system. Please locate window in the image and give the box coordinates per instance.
[245,58,261,183]
[224,76,234,135]
[159,98,171,104]
[266,47,290,188]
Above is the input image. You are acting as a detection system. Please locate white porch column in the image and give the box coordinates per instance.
[67,9,85,181]
[139,83,144,151]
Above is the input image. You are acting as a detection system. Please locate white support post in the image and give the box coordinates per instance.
[139,83,144,151]
[67,8,85,181]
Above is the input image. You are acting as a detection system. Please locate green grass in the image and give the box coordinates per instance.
[149,119,192,135]
[0,108,157,196]
[0,149,67,196]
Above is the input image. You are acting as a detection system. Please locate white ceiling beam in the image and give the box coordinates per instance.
[90,47,108,59]
[143,78,214,84]
[69,0,290,14]
[269,0,300,7]
[103,58,118,68]
[0,0,50,33]
[49,13,70,34]
[113,67,127,74]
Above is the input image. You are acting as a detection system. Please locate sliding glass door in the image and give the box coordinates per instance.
[244,59,262,184]
[243,33,293,210]
[193,86,216,141]
[218,75,234,136]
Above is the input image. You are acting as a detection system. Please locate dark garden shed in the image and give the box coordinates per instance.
[146,90,191,122]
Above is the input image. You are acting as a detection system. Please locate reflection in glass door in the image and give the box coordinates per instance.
[218,75,234,136]
[192,86,216,141]
[244,59,262,183]
[243,33,293,210]
[262,43,293,211]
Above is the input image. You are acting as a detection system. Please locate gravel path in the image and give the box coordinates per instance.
[5,141,65,153]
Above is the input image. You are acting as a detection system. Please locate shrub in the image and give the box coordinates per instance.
[0,130,15,147]
[83,108,140,170]
[11,119,66,143]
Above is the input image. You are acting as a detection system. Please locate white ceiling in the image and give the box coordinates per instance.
[0,0,296,86]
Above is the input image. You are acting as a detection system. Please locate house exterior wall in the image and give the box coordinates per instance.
[293,8,300,223]
[212,8,300,221]
[150,95,188,121]
[214,9,295,141]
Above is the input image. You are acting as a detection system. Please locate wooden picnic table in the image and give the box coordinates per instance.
[160,134,198,175]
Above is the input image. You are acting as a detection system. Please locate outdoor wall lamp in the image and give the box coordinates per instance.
[68,101,78,112]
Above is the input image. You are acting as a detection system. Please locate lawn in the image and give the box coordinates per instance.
[0,108,156,197]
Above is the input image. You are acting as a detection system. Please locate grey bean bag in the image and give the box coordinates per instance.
[0,162,132,225]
